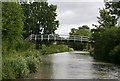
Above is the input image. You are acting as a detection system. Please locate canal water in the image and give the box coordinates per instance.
[29,51,119,79]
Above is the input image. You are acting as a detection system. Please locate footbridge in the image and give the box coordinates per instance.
[26,34,93,43]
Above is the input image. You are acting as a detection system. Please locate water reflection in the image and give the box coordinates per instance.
[29,51,119,79]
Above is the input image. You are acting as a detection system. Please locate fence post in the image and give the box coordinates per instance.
[41,35,43,41]
[35,35,37,41]
[30,34,32,40]
[35,35,39,49]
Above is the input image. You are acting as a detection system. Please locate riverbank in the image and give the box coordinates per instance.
[2,43,73,79]
[40,44,73,55]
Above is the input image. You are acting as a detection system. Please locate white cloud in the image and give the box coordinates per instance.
[55,2,104,24]
[55,24,79,35]
[55,21,99,35]
[58,10,76,20]
[48,1,104,35]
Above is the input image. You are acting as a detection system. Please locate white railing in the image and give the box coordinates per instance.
[25,34,89,42]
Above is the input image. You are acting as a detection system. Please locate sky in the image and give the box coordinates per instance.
[48,0,105,35]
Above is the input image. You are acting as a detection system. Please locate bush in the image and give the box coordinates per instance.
[2,56,29,79]
[22,49,40,58]
[41,44,71,55]
[109,45,120,64]
[2,48,41,79]
[93,27,119,61]
[9,57,29,78]
[25,56,39,73]
[2,60,16,79]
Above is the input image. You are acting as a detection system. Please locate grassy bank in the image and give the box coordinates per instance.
[2,43,73,79]
[2,43,41,79]
[40,44,73,55]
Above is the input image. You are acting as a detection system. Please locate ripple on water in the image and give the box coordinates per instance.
[29,51,119,79]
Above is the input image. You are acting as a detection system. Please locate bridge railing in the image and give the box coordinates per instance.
[25,34,89,42]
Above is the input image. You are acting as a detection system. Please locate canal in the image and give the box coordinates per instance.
[29,51,119,79]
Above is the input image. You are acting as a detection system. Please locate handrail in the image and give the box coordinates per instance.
[25,34,89,42]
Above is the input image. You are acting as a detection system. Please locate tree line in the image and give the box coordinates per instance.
[68,1,120,64]
[92,1,120,64]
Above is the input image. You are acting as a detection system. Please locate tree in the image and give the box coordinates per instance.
[93,27,119,61]
[92,1,120,64]
[2,2,24,53]
[97,8,117,28]
[105,2,120,19]
[69,25,91,50]
[21,2,59,38]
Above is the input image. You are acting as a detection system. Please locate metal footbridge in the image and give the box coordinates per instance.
[26,34,92,43]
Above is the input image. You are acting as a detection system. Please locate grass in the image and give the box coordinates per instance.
[40,44,73,55]
[2,42,73,79]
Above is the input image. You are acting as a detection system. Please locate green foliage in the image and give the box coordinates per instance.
[41,44,71,55]
[21,2,59,38]
[25,55,40,73]
[105,2,120,19]
[2,60,16,79]
[92,2,120,64]
[2,2,24,53]
[2,48,41,79]
[10,57,29,78]
[69,25,91,36]
[97,8,117,28]
[93,27,119,61]
[69,25,91,50]
[3,56,29,79]
[109,44,120,64]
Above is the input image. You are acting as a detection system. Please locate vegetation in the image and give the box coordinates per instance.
[69,25,91,50]
[2,0,120,79]
[2,40,41,79]
[2,2,70,79]
[2,2,24,54]
[92,1,120,64]
[40,44,72,55]
[21,2,59,38]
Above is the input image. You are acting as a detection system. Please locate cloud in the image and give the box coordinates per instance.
[56,2,104,25]
[58,10,76,20]
[55,24,79,35]
[55,21,99,35]
[48,1,104,35]
[58,10,78,24]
